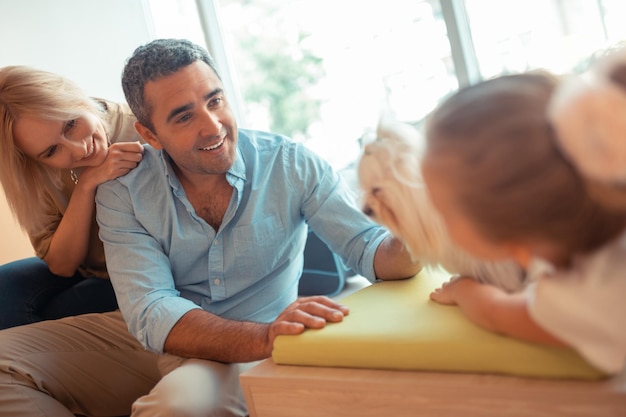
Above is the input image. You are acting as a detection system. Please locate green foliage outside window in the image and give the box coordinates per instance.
[239,32,324,138]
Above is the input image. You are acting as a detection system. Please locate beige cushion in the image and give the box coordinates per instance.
[273,270,606,379]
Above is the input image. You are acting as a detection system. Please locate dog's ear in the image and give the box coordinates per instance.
[376,112,421,147]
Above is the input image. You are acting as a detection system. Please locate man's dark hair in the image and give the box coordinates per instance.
[122,38,221,132]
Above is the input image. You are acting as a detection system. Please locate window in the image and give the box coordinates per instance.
[147,0,624,169]
[463,0,626,77]
[214,0,456,168]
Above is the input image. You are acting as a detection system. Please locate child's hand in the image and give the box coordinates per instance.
[429,276,480,305]
[430,276,563,346]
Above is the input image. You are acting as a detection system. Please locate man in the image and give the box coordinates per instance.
[0,39,419,417]
[97,39,419,416]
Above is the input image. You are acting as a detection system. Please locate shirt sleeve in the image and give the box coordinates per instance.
[96,175,201,353]
[528,237,626,374]
[288,142,388,281]
[27,199,63,259]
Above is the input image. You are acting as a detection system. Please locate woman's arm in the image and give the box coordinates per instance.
[43,142,143,276]
[430,276,565,346]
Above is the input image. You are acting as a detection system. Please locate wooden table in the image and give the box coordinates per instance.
[241,359,626,417]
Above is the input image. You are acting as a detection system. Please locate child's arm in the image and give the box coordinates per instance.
[430,277,565,346]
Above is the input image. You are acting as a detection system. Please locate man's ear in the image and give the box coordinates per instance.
[134,121,163,150]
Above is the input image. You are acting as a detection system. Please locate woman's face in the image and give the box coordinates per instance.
[13,111,109,170]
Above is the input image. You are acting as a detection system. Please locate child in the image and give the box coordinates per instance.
[421,49,626,375]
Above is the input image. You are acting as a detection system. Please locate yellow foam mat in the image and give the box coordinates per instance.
[273,270,606,379]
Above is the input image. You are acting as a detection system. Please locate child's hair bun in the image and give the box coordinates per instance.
[548,47,626,186]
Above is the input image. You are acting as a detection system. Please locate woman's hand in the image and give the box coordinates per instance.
[78,141,144,190]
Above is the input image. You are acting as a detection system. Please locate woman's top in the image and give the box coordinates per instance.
[28,99,140,279]
[527,230,626,374]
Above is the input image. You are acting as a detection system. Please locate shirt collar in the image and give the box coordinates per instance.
[527,256,556,282]
[228,146,246,182]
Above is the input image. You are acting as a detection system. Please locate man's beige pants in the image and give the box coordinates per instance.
[0,310,254,416]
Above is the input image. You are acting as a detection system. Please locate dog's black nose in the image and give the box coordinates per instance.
[362,205,374,217]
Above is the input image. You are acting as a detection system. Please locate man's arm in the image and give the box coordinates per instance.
[164,295,349,362]
[373,235,422,280]
[97,175,350,362]
[430,277,565,346]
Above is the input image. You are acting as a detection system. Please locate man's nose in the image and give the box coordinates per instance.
[199,110,221,137]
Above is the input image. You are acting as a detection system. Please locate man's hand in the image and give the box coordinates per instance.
[268,296,349,345]
[162,296,349,363]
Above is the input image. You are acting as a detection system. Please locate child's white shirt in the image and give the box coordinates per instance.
[526,231,626,374]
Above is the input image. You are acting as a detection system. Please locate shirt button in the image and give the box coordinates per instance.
[213,278,221,285]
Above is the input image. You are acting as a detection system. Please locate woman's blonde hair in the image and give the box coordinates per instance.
[0,66,103,234]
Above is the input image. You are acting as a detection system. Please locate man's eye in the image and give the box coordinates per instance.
[209,96,223,107]
[176,114,191,123]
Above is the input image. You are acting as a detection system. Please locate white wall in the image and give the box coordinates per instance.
[0,0,153,101]
[0,0,153,263]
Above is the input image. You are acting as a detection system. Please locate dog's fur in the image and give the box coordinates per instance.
[358,116,526,292]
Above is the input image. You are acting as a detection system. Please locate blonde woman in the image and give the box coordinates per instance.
[0,66,144,328]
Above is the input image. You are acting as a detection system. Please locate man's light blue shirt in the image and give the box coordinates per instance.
[96,129,387,353]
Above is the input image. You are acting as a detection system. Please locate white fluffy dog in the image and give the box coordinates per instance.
[358,116,526,292]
